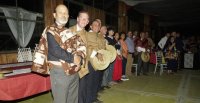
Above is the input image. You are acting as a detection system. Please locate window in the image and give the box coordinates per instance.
[0,0,44,51]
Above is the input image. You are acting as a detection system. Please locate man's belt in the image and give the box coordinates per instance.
[49,61,79,75]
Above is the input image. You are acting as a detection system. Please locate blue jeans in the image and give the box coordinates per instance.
[102,61,114,86]
[122,56,127,75]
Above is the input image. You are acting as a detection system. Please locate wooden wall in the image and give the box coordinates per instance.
[0,52,18,64]
[144,15,150,32]
[118,1,128,32]
[84,6,105,25]
[44,0,64,27]
[1,1,144,64]
[44,0,106,26]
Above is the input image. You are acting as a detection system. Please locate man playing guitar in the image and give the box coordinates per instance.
[135,32,150,76]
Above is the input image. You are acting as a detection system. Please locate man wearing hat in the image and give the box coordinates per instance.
[135,32,150,76]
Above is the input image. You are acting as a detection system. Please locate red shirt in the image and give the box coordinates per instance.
[135,37,148,49]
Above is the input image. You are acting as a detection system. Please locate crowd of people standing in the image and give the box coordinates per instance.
[32,4,200,103]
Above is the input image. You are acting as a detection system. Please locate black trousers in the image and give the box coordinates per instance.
[85,62,101,103]
[137,52,149,74]
[78,63,101,103]
[78,74,87,103]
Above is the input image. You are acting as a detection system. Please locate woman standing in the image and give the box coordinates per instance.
[165,36,178,74]
[112,32,122,82]
[119,32,129,81]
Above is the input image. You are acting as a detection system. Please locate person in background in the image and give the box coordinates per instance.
[132,30,139,73]
[158,33,170,50]
[95,19,102,28]
[112,32,122,82]
[102,27,117,87]
[119,32,129,81]
[175,32,184,70]
[105,27,116,46]
[171,31,177,38]
[145,31,155,72]
[125,31,135,76]
[133,30,138,41]
[135,32,149,76]
[145,31,155,51]
[100,26,107,38]
[165,36,178,74]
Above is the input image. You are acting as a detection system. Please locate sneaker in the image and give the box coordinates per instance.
[121,75,129,81]
[104,86,111,89]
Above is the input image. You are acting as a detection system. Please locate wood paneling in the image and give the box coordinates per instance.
[44,0,64,27]
[0,52,17,64]
[84,6,105,25]
[118,1,128,32]
[144,15,150,32]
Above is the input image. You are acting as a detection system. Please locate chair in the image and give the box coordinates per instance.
[154,51,167,75]
[132,63,138,76]
[17,47,33,62]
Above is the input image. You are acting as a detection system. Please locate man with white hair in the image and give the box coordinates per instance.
[47,4,85,103]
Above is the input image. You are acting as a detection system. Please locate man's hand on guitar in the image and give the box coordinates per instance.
[96,53,103,61]
[74,55,81,65]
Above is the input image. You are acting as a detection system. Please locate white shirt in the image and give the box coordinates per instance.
[158,36,168,49]
[107,35,113,39]
[76,25,83,31]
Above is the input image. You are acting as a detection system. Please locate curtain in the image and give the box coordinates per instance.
[0,7,41,47]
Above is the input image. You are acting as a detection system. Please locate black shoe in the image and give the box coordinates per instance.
[98,87,105,92]
[105,86,111,89]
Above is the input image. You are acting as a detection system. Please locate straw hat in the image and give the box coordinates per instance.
[90,49,111,70]
[141,52,150,62]
[106,45,117,62]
